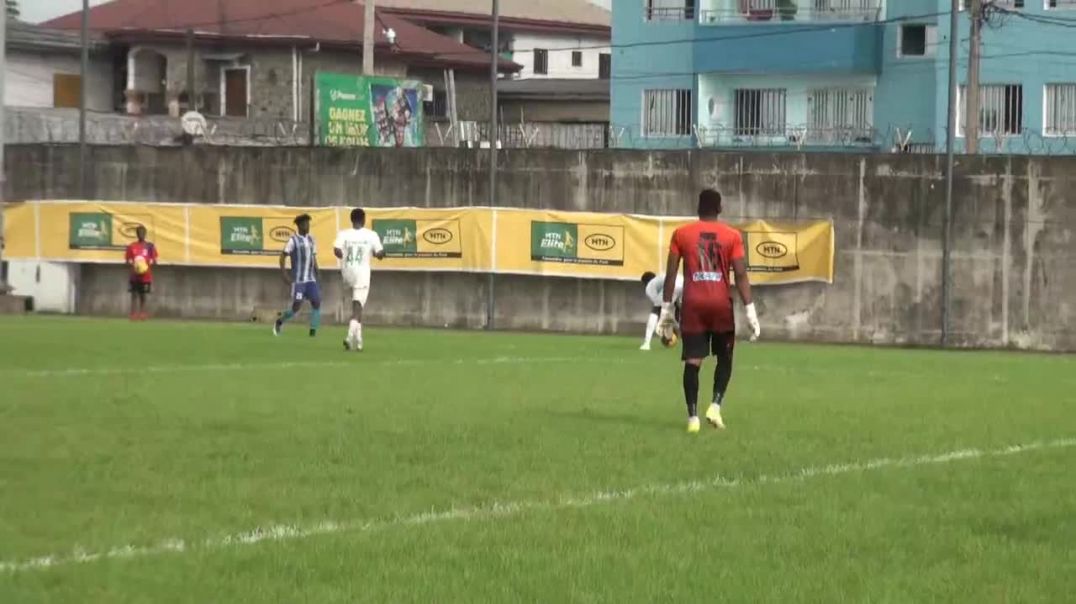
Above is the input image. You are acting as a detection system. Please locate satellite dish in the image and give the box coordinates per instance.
[181,111,207,137]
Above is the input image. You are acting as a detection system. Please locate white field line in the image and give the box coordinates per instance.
[7,359,961,380]
[4,356,645,379]
[2,437,1073,574]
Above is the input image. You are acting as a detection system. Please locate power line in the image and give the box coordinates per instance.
[992,5,1076,27]
[437,10,953,58]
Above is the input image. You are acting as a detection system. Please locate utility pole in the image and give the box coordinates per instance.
[362,0,375,75]
[0,11,7,294]
[965,0,983,154]
[486,0,500,329]
[186,29,196,111]
[942,0,960,346]
[79,0,89,199]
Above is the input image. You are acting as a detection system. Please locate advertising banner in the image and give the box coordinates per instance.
[493,209,655,280]
[315,72,425,148]
[360,207,493,273]
[187,206,338,268]
[2,201,834,285]
[660,218,834,285]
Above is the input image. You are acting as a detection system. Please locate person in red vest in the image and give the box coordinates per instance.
[124,225,158,320]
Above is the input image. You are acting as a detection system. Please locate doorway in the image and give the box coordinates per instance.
[222,67,249,117]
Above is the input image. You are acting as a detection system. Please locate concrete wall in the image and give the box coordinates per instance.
[5,145,1076,351]
[6,261,79,313]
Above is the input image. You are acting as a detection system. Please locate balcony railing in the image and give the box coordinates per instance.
[699,0,881,24]
[646,5,697,21]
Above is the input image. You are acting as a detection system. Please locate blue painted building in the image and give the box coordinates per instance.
[612,1,1076,153]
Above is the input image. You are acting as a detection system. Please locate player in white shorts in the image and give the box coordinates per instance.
[333,208,385,351]
[640,271,683,351]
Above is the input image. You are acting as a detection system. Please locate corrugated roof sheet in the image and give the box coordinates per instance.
[499,78,609,101]
[6,20,106,52]
[376,0,610,27]
[44,0,516,70]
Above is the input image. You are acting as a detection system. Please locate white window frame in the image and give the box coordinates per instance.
[897,24,936,58]
[956,84,1024,138]
[1045,0,1076,11]
[806,87,875,143]
[732,88,787,137]
[642,89,693,138]
[1044,83,1076,136]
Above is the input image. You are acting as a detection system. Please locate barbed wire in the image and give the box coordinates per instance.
[4,108,310,147]
[9,107,1076,154]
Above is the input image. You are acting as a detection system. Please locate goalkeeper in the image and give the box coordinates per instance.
[657,189,760,433]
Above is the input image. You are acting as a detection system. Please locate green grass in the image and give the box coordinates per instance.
[1,316,1075,603]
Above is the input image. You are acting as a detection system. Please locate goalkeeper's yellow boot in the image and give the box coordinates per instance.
[705,404,725,430]
[687,417,701,434]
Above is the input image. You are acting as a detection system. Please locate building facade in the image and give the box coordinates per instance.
[45,0,515,126]
[612,0,1076,153]
[4,22,113,111]
[378,0,612,81]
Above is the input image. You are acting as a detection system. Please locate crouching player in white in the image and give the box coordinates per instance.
[639,271,684,350]
[334,208,385,351]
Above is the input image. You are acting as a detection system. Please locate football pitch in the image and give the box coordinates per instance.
[2,316,1075,603]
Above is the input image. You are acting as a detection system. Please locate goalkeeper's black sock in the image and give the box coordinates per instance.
[683,363,700,418]
[713,338,734,405]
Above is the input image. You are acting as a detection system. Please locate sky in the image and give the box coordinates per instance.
[20,0,114,24]
[20,0,611,25]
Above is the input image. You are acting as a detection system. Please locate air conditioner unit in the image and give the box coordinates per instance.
[422,84,435,102]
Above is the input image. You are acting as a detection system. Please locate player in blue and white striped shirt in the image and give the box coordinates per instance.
[273,214,322,337]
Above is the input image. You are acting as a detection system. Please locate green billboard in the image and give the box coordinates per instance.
[315,72,425,148]
[69,212,115,250]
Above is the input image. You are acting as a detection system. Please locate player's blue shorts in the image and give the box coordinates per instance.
[291,281,321,306]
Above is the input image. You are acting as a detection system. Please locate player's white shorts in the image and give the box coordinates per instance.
[342,270,371,306]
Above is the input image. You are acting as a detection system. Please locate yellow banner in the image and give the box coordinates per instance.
[494,208,659,281]
[359,207,493,273]
[660,218,834,285]
[34,201,188,263]
[2,201,833,285]
[188,205,338,267]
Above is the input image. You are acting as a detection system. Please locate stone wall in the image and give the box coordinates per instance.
[124,42,411,120]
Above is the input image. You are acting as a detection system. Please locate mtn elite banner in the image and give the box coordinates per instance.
[3,202,833,285]
[360,207,493,273]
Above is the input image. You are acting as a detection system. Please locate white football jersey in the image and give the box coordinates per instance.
[334,228,383,283]
[646,273,684,306]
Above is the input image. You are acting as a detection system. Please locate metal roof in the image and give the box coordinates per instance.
[44,0,518,72]
[375,0,610,28]
[498,78,609,102]
[6,20,106,53]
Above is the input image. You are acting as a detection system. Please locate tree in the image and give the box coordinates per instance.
[6,0,19,20]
